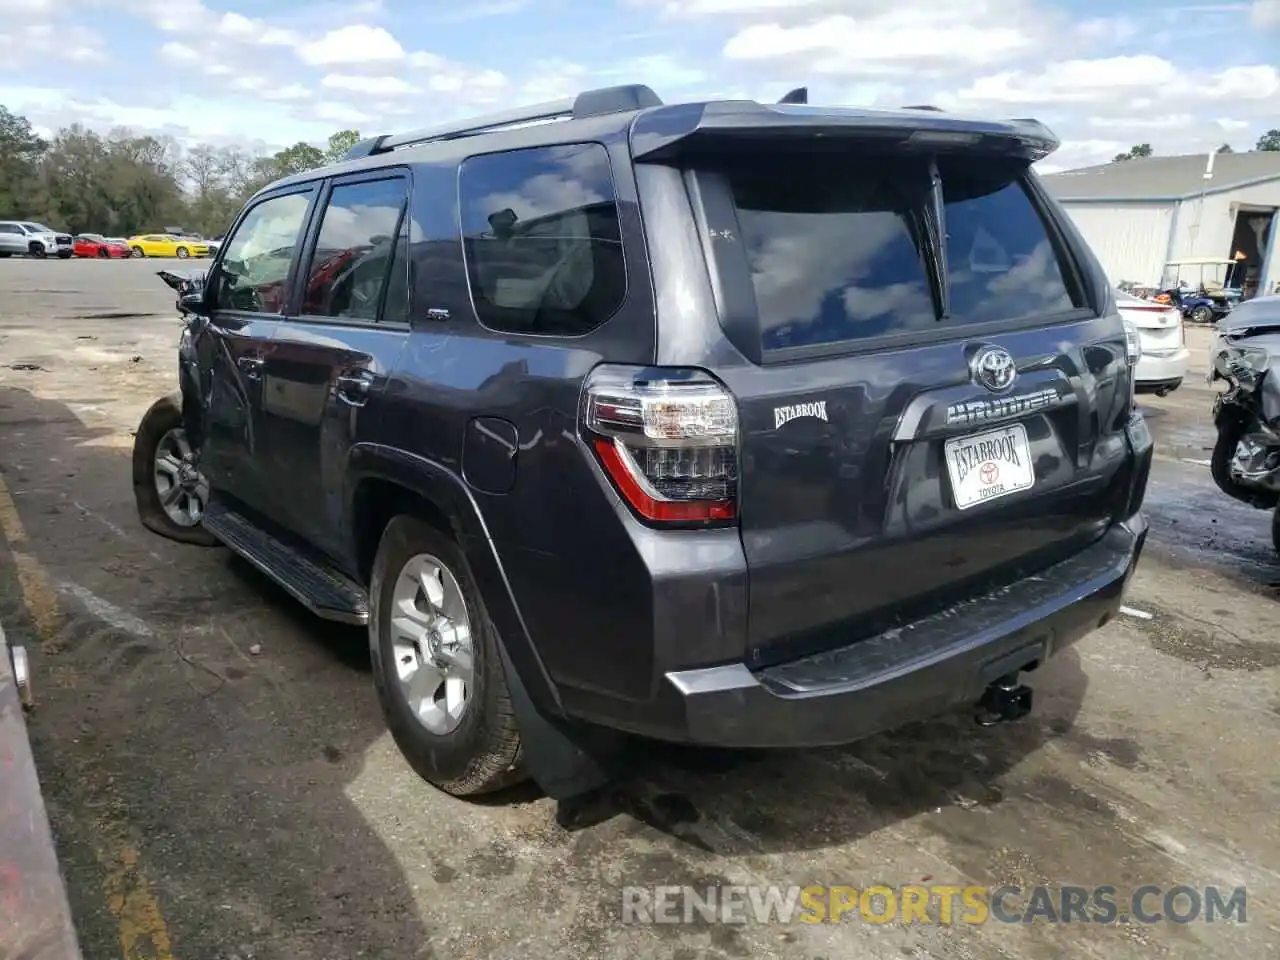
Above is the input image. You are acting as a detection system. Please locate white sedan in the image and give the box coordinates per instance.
[1117,290,1189,396]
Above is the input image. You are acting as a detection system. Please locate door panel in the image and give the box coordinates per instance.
[262,322,407,564]
[197,187,317,516]
[258,173,411,567]
[195,315,279,511]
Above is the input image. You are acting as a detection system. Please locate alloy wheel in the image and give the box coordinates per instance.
[389,553,475,736]
[153,427,209,527]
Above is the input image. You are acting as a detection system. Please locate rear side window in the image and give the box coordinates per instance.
[459,143,626,336]
[718,155,1078,352]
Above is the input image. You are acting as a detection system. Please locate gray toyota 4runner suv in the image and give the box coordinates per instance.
[133,84,1152,805]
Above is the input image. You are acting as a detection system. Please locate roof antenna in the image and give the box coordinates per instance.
[778,87,808,105]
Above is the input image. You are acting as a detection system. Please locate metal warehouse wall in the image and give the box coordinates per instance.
[1058,202,1175,288]
[1169,182,1280,294]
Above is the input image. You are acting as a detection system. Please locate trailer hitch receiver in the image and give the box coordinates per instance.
[975,674,1033,727]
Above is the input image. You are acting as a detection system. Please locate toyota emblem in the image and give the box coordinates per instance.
[971,345,1017,393]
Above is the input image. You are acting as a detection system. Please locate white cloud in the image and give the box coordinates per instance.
[261,84,313,102]
[0,21,105,65]
[322,74,419,95]
[297,25,404,66]
[724,13,1034,76]
[1252,0,1280,27]
[943,57,1280,114]
[159,42,200,65]
[311,102,371,125]
[217,12,298,46]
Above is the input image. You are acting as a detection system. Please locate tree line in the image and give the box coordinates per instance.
[1114,129,1280,163]
[0,104,360,238]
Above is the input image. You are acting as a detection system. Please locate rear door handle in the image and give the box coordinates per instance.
[237,355,264,380]
[335,372,373,407]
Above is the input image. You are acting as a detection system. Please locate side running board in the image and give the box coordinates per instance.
[202,503,370,625]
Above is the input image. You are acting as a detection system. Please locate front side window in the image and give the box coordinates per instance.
[715,154,1079,353]
[459,143,626,336]
[210,191,312,314]
[300,177,408,321]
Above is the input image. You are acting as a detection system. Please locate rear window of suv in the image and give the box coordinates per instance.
[713,154,1079,353]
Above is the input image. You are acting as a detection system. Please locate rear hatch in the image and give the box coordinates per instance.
[637,106,1134,665]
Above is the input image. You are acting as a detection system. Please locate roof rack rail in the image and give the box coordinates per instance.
[903,104,944,112]
[343,84,664,161]
[778,87,808,105]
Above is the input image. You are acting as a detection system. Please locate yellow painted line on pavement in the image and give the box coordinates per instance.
[0,473,176,959]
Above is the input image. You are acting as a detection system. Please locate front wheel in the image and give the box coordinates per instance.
[131,246,145,258]
[1190,305,1214,324]
[131,394,219,546]
[369,515,525,797]
[28,243,45,259]
[1273,505,1280,556]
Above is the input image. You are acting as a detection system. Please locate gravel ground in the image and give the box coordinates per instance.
[1,256,1279,960]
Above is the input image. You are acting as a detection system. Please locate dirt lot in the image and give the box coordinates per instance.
[2,257,1279,960]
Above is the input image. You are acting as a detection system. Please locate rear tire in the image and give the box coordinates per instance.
[131,246,145,258]
[369,515,526,797]
[176,246,189,259]
[1272,505,1280,557]
[1190,305,1214,324]
[131,394,219,547]
[0,252,10,258]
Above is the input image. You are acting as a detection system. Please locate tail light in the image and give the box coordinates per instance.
[581,365,738,525]
[1121,316,1143,366]
[1117,312,1141,412]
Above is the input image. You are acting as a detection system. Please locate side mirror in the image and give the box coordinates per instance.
[179,290,206,315]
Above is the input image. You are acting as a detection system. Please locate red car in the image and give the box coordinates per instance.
[73,234,131,258]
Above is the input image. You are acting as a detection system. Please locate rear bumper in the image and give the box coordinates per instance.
[1135,348,1189,388]
[659,513,1146,748]
[549,411,1154,748]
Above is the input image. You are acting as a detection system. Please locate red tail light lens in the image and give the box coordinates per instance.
[581,366,738,525]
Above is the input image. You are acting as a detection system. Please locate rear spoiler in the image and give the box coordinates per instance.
[629,102,1059,163]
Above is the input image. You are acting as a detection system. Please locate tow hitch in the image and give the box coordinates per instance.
[975,673,1033,727]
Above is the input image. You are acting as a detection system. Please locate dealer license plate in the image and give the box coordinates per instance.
[944,423,1035,510]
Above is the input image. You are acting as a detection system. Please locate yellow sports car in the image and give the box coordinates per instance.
[126,234,211,259]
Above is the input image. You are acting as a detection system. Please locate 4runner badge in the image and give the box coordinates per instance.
[774,401,828,430]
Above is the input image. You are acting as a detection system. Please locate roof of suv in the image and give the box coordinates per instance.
[259,83,1060,198]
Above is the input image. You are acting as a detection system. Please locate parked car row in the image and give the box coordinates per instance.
[0,222,222,260]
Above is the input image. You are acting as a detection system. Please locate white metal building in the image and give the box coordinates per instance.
[1041,153,1280,297]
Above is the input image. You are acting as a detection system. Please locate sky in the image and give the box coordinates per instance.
[0,0,1278,173]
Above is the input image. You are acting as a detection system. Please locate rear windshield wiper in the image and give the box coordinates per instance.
[922,158,950,322]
